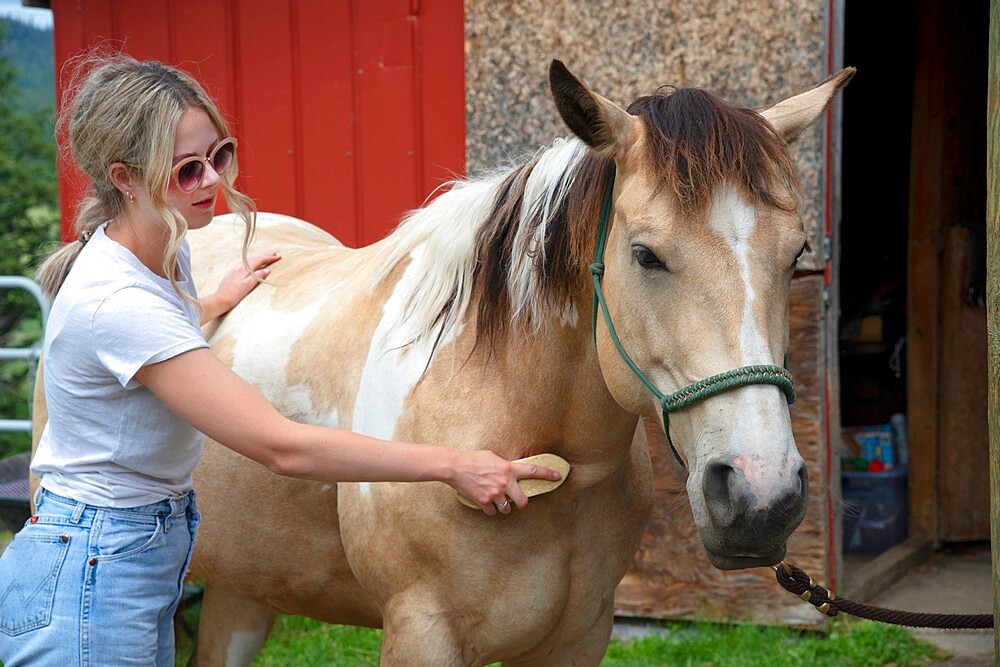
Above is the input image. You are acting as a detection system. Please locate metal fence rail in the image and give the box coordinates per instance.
[0,276,50,433]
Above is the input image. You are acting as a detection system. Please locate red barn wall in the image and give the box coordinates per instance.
[50,0,465,247]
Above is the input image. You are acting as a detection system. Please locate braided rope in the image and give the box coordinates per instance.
[662,365,796,412]
[773,561,993,629]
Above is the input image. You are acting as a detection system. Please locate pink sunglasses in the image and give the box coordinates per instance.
[170,137,237,192]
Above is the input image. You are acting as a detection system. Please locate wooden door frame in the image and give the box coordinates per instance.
[986,0,999,657]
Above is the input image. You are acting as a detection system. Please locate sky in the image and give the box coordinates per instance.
[0,0,53,29]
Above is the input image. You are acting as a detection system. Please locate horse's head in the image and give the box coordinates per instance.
[549,61,852,570]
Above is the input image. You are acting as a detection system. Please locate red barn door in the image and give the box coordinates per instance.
[50,0,465,247]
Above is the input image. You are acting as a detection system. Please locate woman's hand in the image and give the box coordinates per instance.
[199,252,281,324]
[445,450,562,516]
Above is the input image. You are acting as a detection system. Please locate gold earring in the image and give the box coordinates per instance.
[127,192,135,204]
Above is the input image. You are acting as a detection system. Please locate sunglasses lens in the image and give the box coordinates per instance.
[213,141,235,176]
[177,160,203,192]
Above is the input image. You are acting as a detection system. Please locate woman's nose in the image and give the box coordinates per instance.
[201,159,222,188]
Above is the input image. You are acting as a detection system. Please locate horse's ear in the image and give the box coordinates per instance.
[759,67,856,143]
[549,60,637,155]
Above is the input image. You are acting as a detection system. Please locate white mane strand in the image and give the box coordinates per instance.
[372,138,588,347]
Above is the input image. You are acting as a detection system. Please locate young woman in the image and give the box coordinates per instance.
[0,54,559,666]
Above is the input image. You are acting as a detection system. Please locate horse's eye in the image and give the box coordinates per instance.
[793,241,811,267]
[632,245,666,270]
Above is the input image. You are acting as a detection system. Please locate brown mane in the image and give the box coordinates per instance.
[469,86,799,354]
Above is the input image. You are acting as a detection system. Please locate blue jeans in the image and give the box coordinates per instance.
[0,487,200,666]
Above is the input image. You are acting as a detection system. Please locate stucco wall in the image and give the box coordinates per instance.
[464,0,831,269]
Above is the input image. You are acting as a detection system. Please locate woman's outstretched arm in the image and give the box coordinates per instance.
[135,347,560,515]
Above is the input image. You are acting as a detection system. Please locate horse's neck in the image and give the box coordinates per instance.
[451,294,639,477]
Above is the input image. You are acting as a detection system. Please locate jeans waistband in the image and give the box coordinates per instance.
[36,487,196,519]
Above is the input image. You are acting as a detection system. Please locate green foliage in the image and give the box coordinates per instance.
[0,18,55,116]
[0,19,59,459]
[179,615,942,667]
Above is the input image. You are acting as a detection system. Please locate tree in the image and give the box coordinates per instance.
[0,19,59,458]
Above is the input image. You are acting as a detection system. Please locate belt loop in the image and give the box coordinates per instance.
[32,485,43,509]
[71,501,85,524]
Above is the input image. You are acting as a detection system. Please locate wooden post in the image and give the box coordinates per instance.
[987,0,1000,657]
[907,0,944,543]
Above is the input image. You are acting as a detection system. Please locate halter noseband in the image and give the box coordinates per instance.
[589,164,796,468]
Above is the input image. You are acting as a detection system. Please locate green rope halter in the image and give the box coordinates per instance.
[589,164,796,467]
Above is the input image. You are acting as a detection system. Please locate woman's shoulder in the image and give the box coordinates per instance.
[63,246,148,303]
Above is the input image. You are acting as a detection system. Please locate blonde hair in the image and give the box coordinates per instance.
[36,51,256,301]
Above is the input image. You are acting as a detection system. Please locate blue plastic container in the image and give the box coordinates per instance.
[841,465,908,554]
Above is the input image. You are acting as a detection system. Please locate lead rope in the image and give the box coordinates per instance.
[772,561,993,629]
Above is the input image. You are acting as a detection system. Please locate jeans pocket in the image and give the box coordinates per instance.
[96,512,164,562]
[0,532,71,636]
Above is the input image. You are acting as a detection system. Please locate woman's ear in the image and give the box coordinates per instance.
[107,162,135,197]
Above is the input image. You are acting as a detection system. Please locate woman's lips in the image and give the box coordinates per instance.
[193,196,215,209]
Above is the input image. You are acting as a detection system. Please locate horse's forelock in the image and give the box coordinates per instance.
[628,88,800,217]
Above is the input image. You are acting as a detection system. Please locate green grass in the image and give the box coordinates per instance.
[600,620,946,666]
[184,614,944,666]
[251,617,382,666]
[174,588,946,666]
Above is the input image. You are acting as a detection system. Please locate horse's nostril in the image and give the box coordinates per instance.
[703,462,733,500]
[796,462,809,497]
[703,461,740,528]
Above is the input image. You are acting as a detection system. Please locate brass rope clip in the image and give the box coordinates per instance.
[771,560,838,617]
[771,561,793,577]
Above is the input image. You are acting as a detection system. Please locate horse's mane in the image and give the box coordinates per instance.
[373,85,798,354]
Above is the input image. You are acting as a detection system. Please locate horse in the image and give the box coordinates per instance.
[34,60,850,665]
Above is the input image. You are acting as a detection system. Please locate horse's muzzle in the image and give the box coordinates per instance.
[699,459,808,571]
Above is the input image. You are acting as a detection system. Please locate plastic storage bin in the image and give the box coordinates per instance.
[841,465,908,554]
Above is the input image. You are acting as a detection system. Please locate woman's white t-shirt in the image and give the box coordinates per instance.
[31,224,209,508]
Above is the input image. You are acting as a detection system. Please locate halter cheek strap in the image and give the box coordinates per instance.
[589,163,796,468]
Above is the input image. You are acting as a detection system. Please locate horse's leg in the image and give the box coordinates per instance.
[501,604,613,667]
[193,584,277,667]
[379,593,469,667]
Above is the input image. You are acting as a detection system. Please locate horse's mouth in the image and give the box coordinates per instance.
[704,544,786,571]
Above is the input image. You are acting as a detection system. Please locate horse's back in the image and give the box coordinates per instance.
[188,212,346,295]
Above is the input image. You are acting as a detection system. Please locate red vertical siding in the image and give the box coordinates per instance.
[351,0,427,245]
[294,2,357,242]
[233,0,298,216]
[49,0,465,247]
[110,0,170,59]
[415,0,465,199]
[166,2,235,132]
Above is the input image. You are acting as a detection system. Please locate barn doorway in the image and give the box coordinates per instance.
[838,0,989,593]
